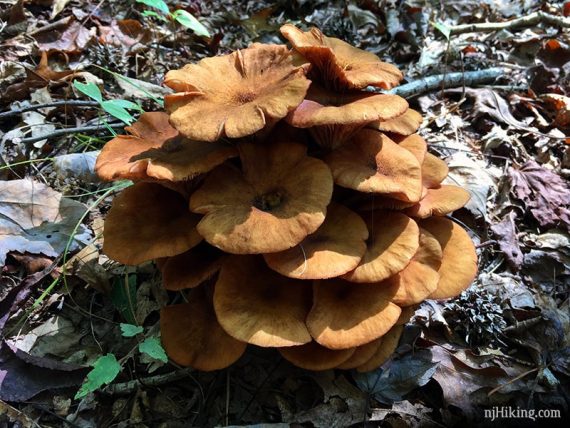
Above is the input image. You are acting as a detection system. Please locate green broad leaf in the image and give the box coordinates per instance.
[432,21,451,40]
[171,9,210,37]
[138,337,168,363]
[141,10,167,20]
[120,323,144,337]
[73,81,103,103]
[101,100,135,125]
[107,99,144,111]
[136,0,169,15]
[111,274,138,324]
[75,354,121,399]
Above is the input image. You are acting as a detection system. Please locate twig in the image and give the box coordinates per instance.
[102,367,195,395]
[449,11,570,35]
[0,101,100,119]
[8,123,124,146]
[386,67,506,98]
[0,400,41,428]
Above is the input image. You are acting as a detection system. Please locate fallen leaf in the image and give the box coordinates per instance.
[51,0,71,19]
[98,19,151,54]
[52,151,99,182]
[35,19,95,53]
[541,93,570,128]
[490,211,523,270]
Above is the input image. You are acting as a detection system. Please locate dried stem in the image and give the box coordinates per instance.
[449,11,570,35]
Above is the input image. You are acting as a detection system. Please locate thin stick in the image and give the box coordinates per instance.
[448,11,570,35]
[0,101,100,119]
[102,368,195,395]
[9,123,124,146]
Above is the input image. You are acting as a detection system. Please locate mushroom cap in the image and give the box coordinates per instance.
[404,185,471,218]
[326,130,422,203]
[422,153,449,188]
[160,242,225,291]
[421,217,478,299]
[355,324,404,372]
[213,256,312,347]
[380,228,442,306]
[280,24,403,90]
[164,43,310,142]
[307,278,402,349]
[343,211,419,283]
[397,133,427,165]
[369,109,423,136]
[189,140,333,254]
[279,341,355,371]
[103,182,202,265]
[95,112,178,181]
[160,290,247,371]
[264,203,368,279]
[396,305,418,326]
[335,338,383,369]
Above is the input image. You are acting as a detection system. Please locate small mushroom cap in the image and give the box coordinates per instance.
[397,133,427,165]
[264,203,368,279]
[164,43,310,142]
[307,279,402,349]
[279,341,356,371]
[422,153,449,188]
[160,291,247,371]
[214,256,312,347]
[95,112,178,181]
[335,338,383,370]
[160,243,225,291]
[280,24,403,90]
[381,228,442,306]
[421,217,478,299]
[355,324,404,372]
[343,211,419,283]
[404,185,471,218]
[369,109,423,136]
[189,140,333,254]
[103,182,202,265]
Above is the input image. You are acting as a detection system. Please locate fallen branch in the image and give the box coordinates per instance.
[103,367,195,395]
[0,101,100,120]
[449,11,570,35]
[387,67,506,98]
[12,123,124,146]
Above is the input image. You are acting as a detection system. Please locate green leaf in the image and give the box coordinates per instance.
[101,100,135,125]
[120,323,144,337]
[111,274,138,324]
[107,99,144,111]
[75,354,121,399]
[136,0,169,15]
[138,337,168,363]
[171,9,210,37]
[73,81,103,103]
[432,21,451,40]
[141,10,168,21]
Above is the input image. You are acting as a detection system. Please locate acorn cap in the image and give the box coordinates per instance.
[307,278,402,349]
[279,341,356,371]
[264,203,368,279]
[421,217,478,299]
[369,109,423,136]
[213,256,312,347]
[355,324,404,372]
[335,338,383,369]
[404,185,471,218]
[103,182,202,265]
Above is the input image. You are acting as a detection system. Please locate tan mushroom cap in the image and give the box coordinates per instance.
[160,290,247,371]
[189,140,333,254]
[264,203,368,279]
[404,185,471,219]
[397,133,427,165]
[279,341,356,371]
[422,153,449,188]
[280,24,403,90]
[356,324,404,372]
[95,112,178,181]
[369,109,423,136]
[380,228,442,306]
[164,43,310,142]
[103,182,202,265]
[307,279,402,349]
[343,211,419,283]
[421,217,478,299]
[335,338,383,370]
[160,243,225,291]
[214,256,312,347]
[396,305,418,326]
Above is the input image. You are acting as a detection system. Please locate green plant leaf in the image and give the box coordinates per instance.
[171,9,210,37]
[111,274,138,324]
[107,99,144,111]
[75,354,121,399]
[138,337,168,363]
[73,81,103,103]
[120,323,144,337]
[101,100,135,125]
[141,10,168,21]
[136,0,169,15]
[432,21,451,40]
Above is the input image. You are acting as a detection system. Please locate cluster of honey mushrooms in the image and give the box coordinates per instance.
[96,24,478,372]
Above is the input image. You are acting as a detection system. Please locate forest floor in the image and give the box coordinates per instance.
[0,0,569,427]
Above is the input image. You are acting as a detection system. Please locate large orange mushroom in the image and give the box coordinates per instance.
[355,324,404,372]
[279,342,356,371]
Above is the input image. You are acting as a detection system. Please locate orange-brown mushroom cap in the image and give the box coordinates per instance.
[422,153,449,188]
[335,338,383,370]
[326,130,422,203]
[164,43,310,142]
[307,279,402,349]
[280,24,403,90]
[279,341,356,371]
[189,140,333,254]
[397,133,427,165]
[356,324,404,372]
[369,109,423,136]
[213,256,313,347]
[264,203,368,279]
[396,305,418,326]
[343,211,419,283]
[421,217,478,299]
[160,291,247,371]
[403,185,471,219]
[103,182,202,265]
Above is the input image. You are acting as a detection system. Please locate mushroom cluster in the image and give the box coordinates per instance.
[96,25,478,372]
